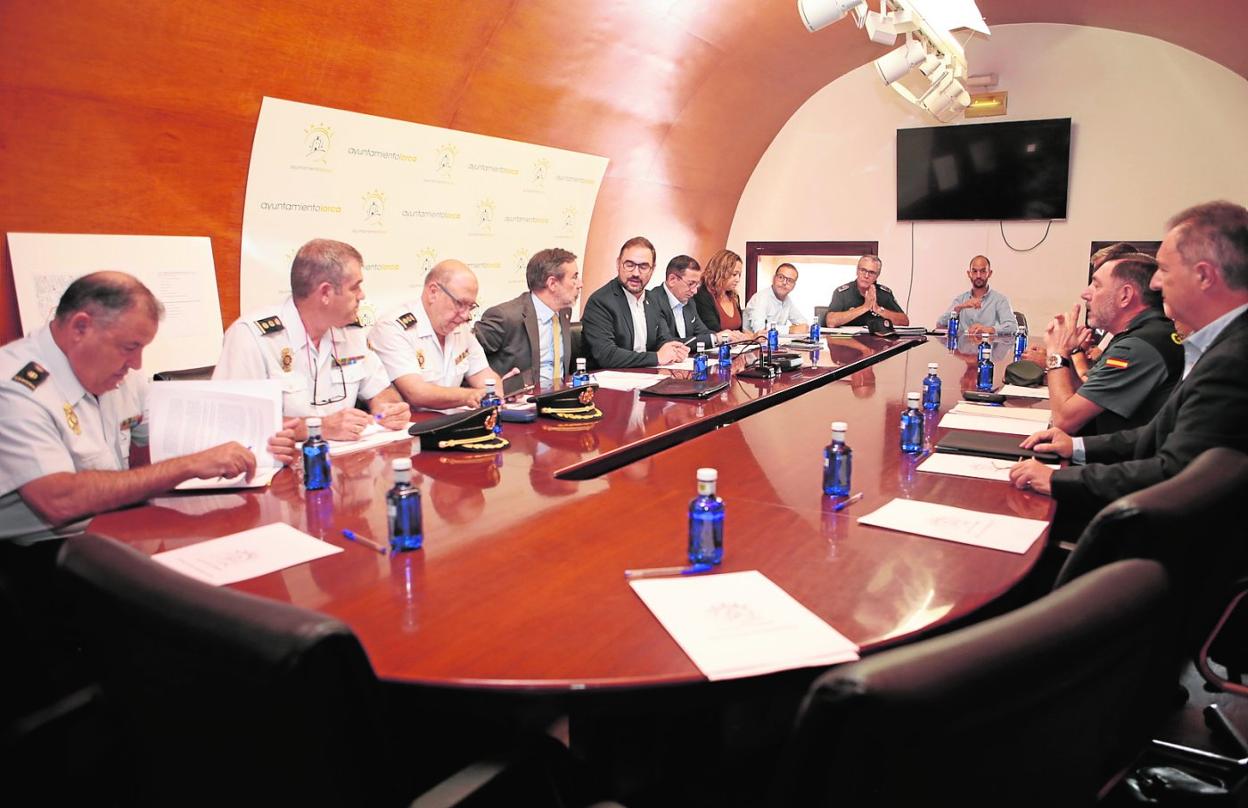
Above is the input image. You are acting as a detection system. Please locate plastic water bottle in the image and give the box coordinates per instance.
[977,334,992,363]
[1014,325,1028,362]
[947,310,959,348]
[688,468,724,565]
[900,392,924,454]
[302,417,331,491]
[718,341,731,367]
[386,457,422,552]
[693,342,708,381]
[809,321,821,342]
[767,321,779,352]
[823,421,852,496]
[977,339,995,392]
[922,362,942,411]
[481,379,502,434]
[572,357,590,387]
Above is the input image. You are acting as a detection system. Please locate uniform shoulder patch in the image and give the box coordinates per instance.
[877,283,893,293]
[255,316,284,335]
[834,283,852,292]
[1104,357,1130,369]
[346,317,365,328]
[11,361,49,391]
[397,312,418,330]
[1170,331,1183,345]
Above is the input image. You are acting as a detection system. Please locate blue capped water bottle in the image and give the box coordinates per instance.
[688,468,724,565]
[900,392,924,454]
[718,341,731,367]
[302,417,331,491]
[809,321,821,342]
[947,310,959,348]
[693,342,708,381]
[823,421,852,497]
[977,334,992,363]
[767,321,779,352]
[481,379,502,434]
[1014,325,1028,362]
[922,362,942,411]
[977,336,995,391]
[387,457,423,552]
[572,357,591,387]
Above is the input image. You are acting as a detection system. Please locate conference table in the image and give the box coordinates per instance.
[89,333,1053,695]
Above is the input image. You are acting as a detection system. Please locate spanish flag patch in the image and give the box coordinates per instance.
[1105,358,1130,369]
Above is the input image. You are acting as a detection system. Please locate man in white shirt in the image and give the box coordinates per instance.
[369,260,501,409]
[745,263,809,334]
[215,239,411,440]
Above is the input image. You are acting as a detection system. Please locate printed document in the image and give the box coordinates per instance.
[999,384,1050,399]
[939,409,1048,437]
[590,371,660,392]
[326,422,413,456]
[857,498,1047,554]
[630,570,859,681]
[918,453,1059,483]
[153,522,342,586]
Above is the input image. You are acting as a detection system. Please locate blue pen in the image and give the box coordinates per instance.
[832,492,864,512]
[624,563,714,579]
[341,528,388,554]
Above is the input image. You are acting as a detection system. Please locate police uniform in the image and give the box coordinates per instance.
[0,326,148,543]
[367,301,489,390]
[826,282,904,328]
[214,297,391,418]
[1076,308,1183,435]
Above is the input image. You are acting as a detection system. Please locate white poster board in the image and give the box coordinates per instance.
[7,233,224,374]
[240,96,609,322]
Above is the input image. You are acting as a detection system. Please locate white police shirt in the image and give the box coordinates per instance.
[368,300,489,389]
[0,325,148,543]
[214,297,390,418]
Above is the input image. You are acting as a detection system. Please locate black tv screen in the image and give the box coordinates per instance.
[896,118,1071,221]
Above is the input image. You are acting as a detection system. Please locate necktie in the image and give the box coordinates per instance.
[551,315,562,382]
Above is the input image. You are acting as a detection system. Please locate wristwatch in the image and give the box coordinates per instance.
[1046,353,1071,370]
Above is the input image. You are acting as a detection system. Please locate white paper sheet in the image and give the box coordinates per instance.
[999,384,1050,399]
[629,570,859,681]
[857,498,1047,554]
[950,401,1051,422]
[152,522,343,586]
[148,380,284,489]
[825,326,868,336]
[938,411,1047,436]
[918,453,1059,482]
[659,359,698,371]
[589,371,660,392]
[325,422,414,456]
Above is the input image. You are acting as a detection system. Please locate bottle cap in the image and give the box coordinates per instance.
[576,357,586,368]
[907,392,920,404]
[696,342,705,352]
[696,467,718,482]
[831,421,848,432]
[392,457,412,472]
[486,379,496,388]
[928,362,939,371]
[306,417,321,428]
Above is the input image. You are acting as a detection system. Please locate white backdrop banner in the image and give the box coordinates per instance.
[240,97,608,324]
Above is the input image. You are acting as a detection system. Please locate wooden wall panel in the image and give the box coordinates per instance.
[3,0,1245,345]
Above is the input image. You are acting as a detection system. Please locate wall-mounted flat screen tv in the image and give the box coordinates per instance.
[896,117,1071,221]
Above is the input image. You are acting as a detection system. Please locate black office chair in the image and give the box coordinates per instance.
[569,320,590,371]
[814,305,829,326]
[152,365,215,381]
[56,534,573,808]
[1014,310,1028,330]
[771,559,1182,808]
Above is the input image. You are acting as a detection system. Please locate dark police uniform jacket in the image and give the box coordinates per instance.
[826,282,904,328]
[1076,308,1183,436]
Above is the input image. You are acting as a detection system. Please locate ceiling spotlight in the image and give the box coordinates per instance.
[797,0,867,33]
[863,10,898,46]
[875,38,928,85]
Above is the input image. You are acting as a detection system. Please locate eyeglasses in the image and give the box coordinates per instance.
[436,282,479,314]
[774,274,798,287]
[676,277,701,291]
[857,268,881,278]
[622,260,653,272]
[311,358,348,407]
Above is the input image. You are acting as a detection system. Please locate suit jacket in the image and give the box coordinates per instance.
[1052,309,1248,511]
[473,292,572,380]
[580,280,676,369]
[646,286,716,348]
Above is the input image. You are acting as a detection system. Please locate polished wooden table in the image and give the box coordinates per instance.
[89,335,1054,691]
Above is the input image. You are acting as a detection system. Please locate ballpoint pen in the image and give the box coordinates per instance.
[624,563,713,580]
[832,492,864,512]
[341,529,388,554]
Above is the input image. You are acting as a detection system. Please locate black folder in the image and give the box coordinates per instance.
[639,377,729,399]
[934,431,1060,464]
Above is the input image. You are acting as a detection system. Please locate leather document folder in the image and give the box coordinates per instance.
[934,431,1060,464]
[639,377,730,399]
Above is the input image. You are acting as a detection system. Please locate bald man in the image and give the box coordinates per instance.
[368,260,502,409]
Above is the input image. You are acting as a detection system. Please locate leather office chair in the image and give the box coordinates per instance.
[771,559,1182,808]
[814,305,829,327]
[1014,310,1028,330]
[152,365,215,381]
[569,320,588,370]
[56,535,572,808]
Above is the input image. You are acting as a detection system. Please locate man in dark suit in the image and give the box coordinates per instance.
[646,255,731,349]
[581,236,689,369]
[474,248,580,387]
[1010,201,1248,513]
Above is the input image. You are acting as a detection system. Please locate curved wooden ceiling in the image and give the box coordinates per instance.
[1,0,1244,340]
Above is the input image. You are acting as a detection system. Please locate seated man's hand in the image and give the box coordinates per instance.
[189,442,257,481]
[657,341,689,365]
[1021,345,1046,364]
[1008,459,1054,495]
[462,386,488,408]
[1045,304,1084,356]
[1020,427,1074,458]
[321,407,373,441]
[267,417,305,466]
[961,297,983,311]
[371,400,411,431]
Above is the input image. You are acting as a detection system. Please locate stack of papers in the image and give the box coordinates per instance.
[892,325,928,336]
[939,402,1050,436]
[629,570,859,680]
[153,523,343,585]
[326,423,413,456]
[858,498,1047,554]
[590,370,660,392]
[999,384,1050,399]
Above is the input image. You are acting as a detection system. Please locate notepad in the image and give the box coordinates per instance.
[857,498,1047,554]
[152,522,343,585]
